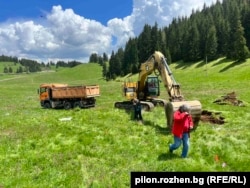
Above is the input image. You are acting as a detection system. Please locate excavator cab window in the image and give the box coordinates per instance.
[146,76,160,97]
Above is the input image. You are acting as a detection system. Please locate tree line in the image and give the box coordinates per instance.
[100,0,250,80]
[1,55,83,74]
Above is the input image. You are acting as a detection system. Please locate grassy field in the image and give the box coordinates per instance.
[0,59,249,187]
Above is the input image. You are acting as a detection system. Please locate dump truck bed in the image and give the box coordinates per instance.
[51,85,100,99]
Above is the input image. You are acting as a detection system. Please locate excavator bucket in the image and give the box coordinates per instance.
[165,100,202,129]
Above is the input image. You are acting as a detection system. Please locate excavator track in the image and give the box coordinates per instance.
[114,101,154,111]
[151,98,168,107]
[114,101,134,110]
[140,101,155,111]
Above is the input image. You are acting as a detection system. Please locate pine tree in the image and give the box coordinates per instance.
[206,25,218,61]
[137,24,152,63]
[183,22,200,62]
[4,67,8,73]
[227,5,249,61]
[108,51,117,79]
[123,38,138,74]
[151,22,160,53]
[8,67,13,73]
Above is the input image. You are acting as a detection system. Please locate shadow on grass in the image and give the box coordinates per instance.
[211,57,231,67]
[195,57,247,72]
[173,61,195,70]
[126,108,171,135]
[142,120,171,135]
[218,59,246,72]
[191,57,230,69]
[158,152,179,161]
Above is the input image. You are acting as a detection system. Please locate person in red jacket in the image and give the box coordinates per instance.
[169,104,194,158]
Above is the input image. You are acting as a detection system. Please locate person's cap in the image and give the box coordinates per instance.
[134,98,139,103]
[180,104,190,112]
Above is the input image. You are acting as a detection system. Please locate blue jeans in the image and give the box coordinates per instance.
[169,133,190,158]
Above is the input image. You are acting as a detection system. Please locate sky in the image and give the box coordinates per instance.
[0,0,219,63]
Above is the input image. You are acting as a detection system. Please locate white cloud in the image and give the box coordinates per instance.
[0,1,219,63]
[46,6,112,59]
[130,0,219,35]
[107,16,135,49]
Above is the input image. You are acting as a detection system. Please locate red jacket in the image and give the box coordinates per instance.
[172,110,193,138]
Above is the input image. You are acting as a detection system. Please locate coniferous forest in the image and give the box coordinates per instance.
[103,0,250,80]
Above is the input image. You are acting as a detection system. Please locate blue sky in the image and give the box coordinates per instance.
[0,0,219,63]
[0,0,133,25]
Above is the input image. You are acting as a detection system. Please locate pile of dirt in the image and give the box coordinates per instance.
[213,91,244,106]
[200,110,225,124]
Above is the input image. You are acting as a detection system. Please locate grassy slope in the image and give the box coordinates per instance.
[0,60,249,187]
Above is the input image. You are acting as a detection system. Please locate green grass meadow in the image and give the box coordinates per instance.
[0,59,250,187]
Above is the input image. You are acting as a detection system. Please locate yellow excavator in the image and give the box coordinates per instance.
[114,51,202,127]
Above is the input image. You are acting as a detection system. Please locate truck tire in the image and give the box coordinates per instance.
[44,102,51,109]
[73,101,81,109]
[64,101,72,110]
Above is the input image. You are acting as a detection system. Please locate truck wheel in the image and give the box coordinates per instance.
[73,102,80,109]
[64,101,72,110]
[44,103,51,109]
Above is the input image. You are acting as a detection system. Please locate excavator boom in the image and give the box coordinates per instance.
[137,51,183,102]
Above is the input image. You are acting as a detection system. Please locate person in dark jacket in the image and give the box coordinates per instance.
[169,104,194,158]
[133,98,143,123]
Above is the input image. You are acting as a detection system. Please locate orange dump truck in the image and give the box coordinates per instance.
[38,83,100,109]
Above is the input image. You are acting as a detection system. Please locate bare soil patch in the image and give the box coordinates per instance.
[200,92,244,125]
[200,110,225,124]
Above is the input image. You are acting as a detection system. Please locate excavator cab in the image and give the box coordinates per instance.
[145,76,160,97]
